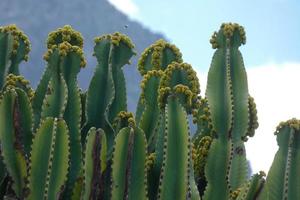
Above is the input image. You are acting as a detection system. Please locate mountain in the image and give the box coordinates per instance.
[0,0,165,111]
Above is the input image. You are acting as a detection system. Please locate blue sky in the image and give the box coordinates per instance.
[108,0,300,174]
[110,0,300,70]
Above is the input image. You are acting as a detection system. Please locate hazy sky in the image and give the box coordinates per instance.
[108,0,300,174]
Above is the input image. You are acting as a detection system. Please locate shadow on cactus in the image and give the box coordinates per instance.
[0,23,296,200]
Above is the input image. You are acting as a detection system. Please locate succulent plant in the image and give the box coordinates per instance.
[0,23,297,200]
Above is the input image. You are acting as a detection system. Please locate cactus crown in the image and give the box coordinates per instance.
[210,22,246,49]
[44,27,86,67]
[138,39,182,75]
[275,118,300,134]
[94,32,135,49]
[158,62,200,111]
[3,74,34,99]
[0,24,30,61]
[113,111,136,128]
[47,25,83,49]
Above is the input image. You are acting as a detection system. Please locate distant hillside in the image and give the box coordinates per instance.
[0,0,165,111]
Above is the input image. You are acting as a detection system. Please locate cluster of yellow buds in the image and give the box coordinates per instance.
[0,24,30,61]
[157,87,171,109]
[160,62,200,95]
[145,153,156,171]
[4,74,34,100]
[43,41,86,68]
[193,136,212,178]
[246,96,259,138]
[173,84,194,107]
[58,42,86,67]
[275,118,300,135]
[113,111,135,129]
[229,188,241,199]
[210,23,246,49]
[209,31,219,49]
[94,32,134,50]
[47,25,83,49]
[137,39,182,75]
[221,23,246,45]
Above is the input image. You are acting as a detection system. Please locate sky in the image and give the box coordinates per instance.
[108,0,300,174]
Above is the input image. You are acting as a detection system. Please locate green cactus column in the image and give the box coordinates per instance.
[259,119,300,200]
[138,70,163,150]
[32,26,86,198]
[147,61,200,200]
[83,33,135,150]
[26,118,70,200]
[203,23,258,199]
[0,75,33,199]
[81,127,107,200]
[0,25,30,88]
[111,118,148,200]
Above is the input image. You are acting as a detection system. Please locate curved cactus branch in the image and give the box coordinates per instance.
[136,40,182,124]
[0,25,30,88]
[26,118,69,200]
[138,39,182,76]
[139,70,163,149]
[83,32,135,150]
[259,119,300,200]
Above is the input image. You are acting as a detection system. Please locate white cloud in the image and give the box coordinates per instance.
[196,62,300,175]
[108,0,139,18]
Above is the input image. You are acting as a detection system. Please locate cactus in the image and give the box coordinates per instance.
[147,61,200,200]
[0,75,33,198]
[32,26,85,197]
[82,32,135,151]
[1,22,300,200]
[235,171,265,200]
[81,127,107,200]
[0,25,30,88]
[136,39,183,124]
[111,119,147,200]
[259,119,300,200]
[157,95,199,200]
[138,70,163,149]
[26,117,70,200]
[203,23,259,199]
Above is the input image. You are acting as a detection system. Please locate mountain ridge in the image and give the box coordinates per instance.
[0,0,165,111]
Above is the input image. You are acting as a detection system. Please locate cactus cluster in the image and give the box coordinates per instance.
[0,23,298,200]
